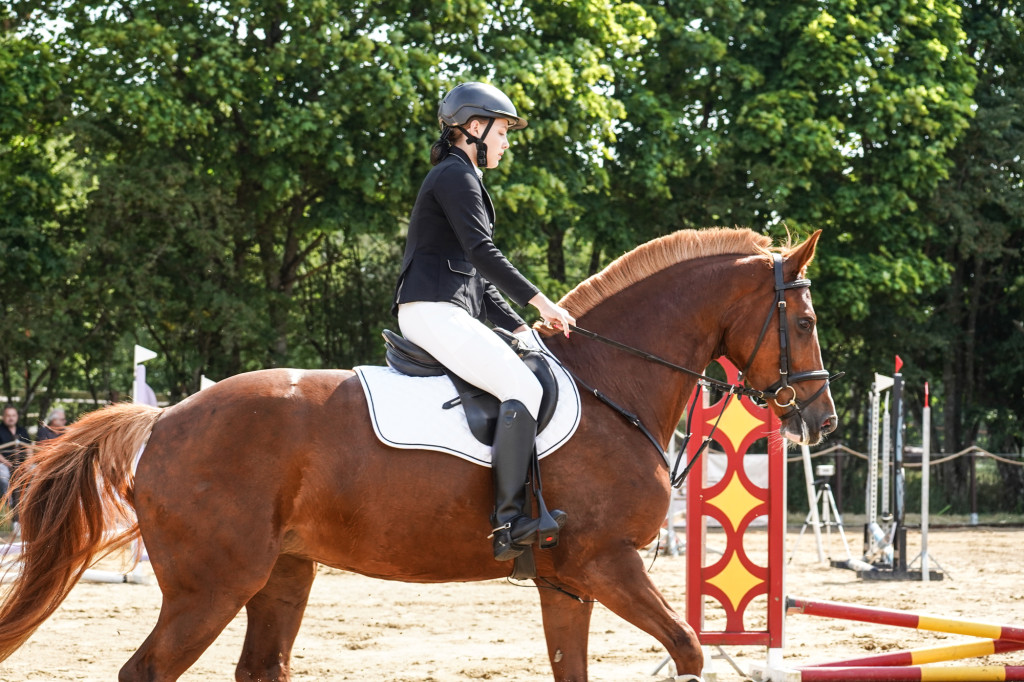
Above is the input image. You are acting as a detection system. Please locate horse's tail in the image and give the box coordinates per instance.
[0,402,162,661]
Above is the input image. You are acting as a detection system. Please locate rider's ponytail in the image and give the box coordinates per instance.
[430,126,455,166]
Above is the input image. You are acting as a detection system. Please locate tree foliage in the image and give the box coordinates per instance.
[2,2,1022,511]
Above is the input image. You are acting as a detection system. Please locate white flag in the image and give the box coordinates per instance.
[200,375,217,391]
[134,345,158,365]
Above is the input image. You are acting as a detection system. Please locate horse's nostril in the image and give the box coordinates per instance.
[822,415,838,433]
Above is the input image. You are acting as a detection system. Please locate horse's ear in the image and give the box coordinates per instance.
[784,229,822,278]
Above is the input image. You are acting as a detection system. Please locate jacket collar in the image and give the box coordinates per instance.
[446,147,493,220]
[447,147,484,179]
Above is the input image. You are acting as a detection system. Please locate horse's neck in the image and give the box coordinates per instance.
[552,257,746,447]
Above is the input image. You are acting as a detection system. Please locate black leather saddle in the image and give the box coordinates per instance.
[382,328,559,445]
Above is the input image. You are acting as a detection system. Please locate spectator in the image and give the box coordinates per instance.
[0,405,32,534]
[0,457,7,508]
[37,408,67,441]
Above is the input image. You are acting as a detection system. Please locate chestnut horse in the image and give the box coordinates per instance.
[0,227,837,681]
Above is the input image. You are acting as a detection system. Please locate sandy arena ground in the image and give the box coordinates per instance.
[2,526,1023,681]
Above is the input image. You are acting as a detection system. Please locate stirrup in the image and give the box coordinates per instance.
[511,510,568,549]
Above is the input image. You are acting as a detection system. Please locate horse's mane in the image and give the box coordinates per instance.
[543,227,778,331]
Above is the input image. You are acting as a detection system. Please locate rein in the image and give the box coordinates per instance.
[551,253,844,488]
[567,326,768,402]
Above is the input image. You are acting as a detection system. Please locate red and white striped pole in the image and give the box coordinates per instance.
[787,596,1024,642]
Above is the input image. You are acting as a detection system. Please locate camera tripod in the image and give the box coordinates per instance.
[788,476,852,564]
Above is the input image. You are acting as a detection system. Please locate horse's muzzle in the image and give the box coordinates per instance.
[781,409,838,446]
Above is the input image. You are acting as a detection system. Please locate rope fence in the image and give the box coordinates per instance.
[784,444,1024,468]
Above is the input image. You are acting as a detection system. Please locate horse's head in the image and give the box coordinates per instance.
[723,230,839,445]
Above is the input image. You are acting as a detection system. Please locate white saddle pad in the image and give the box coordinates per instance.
[354,329,582,466]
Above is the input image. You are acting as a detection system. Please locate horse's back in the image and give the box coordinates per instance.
[139,367,363,470]
[132,367,505,580]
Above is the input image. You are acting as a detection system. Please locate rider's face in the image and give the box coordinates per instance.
[467,118,511,169]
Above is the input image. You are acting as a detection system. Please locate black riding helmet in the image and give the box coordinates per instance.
[438,82,528,130]
[434,82,527,166]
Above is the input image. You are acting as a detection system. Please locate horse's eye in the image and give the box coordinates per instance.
[798,317,814,332]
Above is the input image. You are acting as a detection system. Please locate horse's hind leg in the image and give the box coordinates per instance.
[119,522,280,681]
[235,554,317,682]
[537,582,594,682]
[119,576,262,682]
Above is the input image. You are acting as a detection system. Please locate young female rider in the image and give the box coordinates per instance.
[392,82,575,563]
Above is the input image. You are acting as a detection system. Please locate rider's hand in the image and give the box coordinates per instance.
[529,293,575,337]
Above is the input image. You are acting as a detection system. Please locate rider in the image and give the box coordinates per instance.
[392,82,575,562]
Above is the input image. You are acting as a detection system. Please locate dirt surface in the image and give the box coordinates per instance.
[2,527,1023,681]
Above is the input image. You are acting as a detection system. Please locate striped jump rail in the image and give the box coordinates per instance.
[786,597,1024,642]
[799,665,1024,681]
[787,597,1024,681]
[818,639,1024,668]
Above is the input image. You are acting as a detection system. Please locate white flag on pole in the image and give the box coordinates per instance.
[134,345,158,365]
[200,375,217,391]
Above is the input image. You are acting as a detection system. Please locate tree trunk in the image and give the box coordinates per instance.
[588,241,602,277]
[546,228,565,283]
[939,256,970,509]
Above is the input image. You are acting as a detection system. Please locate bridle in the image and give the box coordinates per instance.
[550,252,844,487]
[736,253,843,419]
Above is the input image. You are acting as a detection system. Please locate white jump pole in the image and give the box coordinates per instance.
[801,443,825,562]
[866,374,894,561]
[881,393,892,521]
[664,435,681,557]
[866,384,880,530]
[921,382,931,582]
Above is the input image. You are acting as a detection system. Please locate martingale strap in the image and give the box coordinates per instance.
[536,349,730,488]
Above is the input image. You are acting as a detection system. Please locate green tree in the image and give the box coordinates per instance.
[14,0,447,396]
[917,1,1024,509]
[408,1,654,293]
[10,0,655,397]
[5,0,1022,520]
[606,1,976,455]
[0,10,125,422]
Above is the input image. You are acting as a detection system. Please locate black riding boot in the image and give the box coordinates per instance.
[489,400,567,562]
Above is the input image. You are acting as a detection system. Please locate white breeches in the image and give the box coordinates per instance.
[398,301,542,420]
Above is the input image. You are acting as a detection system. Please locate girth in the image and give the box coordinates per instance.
[382,328,559,445]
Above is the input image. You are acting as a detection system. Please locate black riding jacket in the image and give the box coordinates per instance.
[392,147,539,332]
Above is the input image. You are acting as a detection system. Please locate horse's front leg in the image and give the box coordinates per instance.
[562,545,703,678]
[536,580,594,682]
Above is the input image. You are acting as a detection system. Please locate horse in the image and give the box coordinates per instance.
[0,227,837,681]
